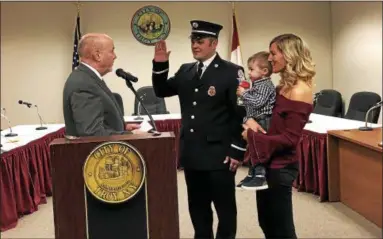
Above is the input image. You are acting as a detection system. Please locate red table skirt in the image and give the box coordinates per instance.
[295,130,328,202]
[155,119,182,165]
[0,128,65,232]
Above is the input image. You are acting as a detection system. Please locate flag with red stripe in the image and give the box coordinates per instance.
[230,9,243,67]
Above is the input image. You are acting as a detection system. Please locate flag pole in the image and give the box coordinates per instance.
[72,1,82,70]
[231,2,244,68]
[74,1,82,16]
[229,1,235,60]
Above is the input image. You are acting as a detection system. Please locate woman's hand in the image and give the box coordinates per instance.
[245,118,266,134]
[241,124,249,141]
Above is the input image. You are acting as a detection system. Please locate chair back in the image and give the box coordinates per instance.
[313,89,343,117]
[344,91,381,123]
[112,92,124,115]
[134,86,169,115]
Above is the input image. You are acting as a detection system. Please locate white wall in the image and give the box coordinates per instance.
[331,2,382,122]
[1,2,334,126]
[236,2,333,91]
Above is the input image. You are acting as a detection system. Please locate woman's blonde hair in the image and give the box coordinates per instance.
[269,34,316,90]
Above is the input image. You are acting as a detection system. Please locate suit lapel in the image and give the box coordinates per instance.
[78,64,125,122]
[78,64,113,97]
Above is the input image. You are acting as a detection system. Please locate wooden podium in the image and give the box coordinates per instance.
[50,132,179,239]
[327,127,382,228]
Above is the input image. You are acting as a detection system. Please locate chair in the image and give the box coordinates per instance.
[344,91,381,123]
[313,89,343,117]
[112,92,124,115]
[133,86,169,115]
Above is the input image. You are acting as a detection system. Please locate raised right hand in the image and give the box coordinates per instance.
[154,40,171,62]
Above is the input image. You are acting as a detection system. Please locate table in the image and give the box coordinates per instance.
[327,128,382,228]
[296,114,381,201]
[0,124,65,231]
[125,113,381,202]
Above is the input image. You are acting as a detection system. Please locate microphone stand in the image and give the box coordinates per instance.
[124,80,161,136]
[1,110,18,137]
[134,93,146,120]
[313,92,322,107]
[359,103,382,131]
[308,92,322,124]
[34,105,47,130]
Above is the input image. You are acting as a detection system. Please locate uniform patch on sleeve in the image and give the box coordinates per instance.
[237,69,245,82]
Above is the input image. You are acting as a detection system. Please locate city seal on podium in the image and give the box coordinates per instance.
[131,5,171,45]
[83,142,146,204]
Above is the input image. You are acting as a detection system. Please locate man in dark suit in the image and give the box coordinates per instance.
[63,33,140,137]
[152,20,247,239]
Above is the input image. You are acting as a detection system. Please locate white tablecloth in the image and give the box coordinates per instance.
[124,113,181,122]
[0,124,64,152]
[124,113,381,134]
[305,113,381,134]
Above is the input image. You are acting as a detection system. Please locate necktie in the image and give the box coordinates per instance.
[197,62,204,78]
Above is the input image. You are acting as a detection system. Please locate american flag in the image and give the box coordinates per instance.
[72,13,82,70]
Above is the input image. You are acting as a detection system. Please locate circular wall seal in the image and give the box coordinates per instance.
[83,141,146,204]
[131,5,171,46]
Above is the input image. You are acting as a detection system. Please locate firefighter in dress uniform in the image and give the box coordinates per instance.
[151,20,247,239]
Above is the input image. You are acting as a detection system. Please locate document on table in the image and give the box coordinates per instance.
[139,120,153,132]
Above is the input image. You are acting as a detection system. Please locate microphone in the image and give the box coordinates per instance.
[121,76,161,136]
[359,101,382,131]
[1,108,18,137]
[18,100,33,108]
[116,69,138,83]
[18,100,47,130]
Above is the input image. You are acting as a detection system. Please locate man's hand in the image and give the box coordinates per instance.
[223,156,242,172]
[245,118,266,134]
[236,86,245,96]
[125,123,141,131]
[154,40,171,62]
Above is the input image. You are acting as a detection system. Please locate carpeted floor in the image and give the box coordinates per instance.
[1,168,382,239]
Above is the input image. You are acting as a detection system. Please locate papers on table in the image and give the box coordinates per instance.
[139,120,153,132]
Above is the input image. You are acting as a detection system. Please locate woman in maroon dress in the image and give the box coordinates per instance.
[242,34,315,238]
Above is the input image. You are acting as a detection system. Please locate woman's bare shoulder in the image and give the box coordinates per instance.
[290,81,313,104]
